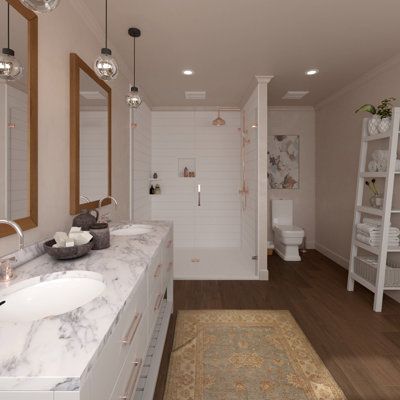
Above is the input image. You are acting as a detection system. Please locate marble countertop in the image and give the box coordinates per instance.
[0,221,172,392]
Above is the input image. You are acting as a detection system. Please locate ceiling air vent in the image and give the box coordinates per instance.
[282,91,309,100]
[80,91,106,100]
[185,91,206,100]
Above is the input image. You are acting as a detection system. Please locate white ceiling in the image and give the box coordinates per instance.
[84,0,400,108]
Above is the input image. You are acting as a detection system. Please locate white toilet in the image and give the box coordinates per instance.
[271,199,305,262]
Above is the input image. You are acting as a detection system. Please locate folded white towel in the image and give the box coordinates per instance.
[356,233,399,247]
[356,223,400,236]
[363,217,384,226]
[357,223,380,234]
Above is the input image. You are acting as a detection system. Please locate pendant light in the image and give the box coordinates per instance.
[20,0,60,13]
[0,4,22,81]
[126,27,142,109]
[94,0,118,81]
[212,109,225,126]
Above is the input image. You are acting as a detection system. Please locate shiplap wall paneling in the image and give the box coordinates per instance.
[131,101,152,220]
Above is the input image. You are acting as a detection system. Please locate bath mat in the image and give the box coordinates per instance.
[164,310,346,400]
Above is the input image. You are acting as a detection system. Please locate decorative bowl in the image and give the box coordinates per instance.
[44,239,94,260]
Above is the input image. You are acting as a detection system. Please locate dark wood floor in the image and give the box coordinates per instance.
[154,250,400,400]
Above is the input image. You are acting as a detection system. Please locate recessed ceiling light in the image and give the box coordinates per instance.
[182,69,194,76]
[305,68,319,76]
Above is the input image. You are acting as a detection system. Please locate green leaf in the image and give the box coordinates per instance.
[355,104,376,115]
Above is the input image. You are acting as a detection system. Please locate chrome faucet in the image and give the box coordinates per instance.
[98,196,118,223]
[0,220,24,282]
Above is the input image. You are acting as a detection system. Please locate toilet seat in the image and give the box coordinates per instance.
[274,225,304,238]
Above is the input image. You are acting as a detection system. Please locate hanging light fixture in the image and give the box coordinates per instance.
[126,27,142,109]
[94,0,118,81]
[0,4,22,81]
[20,0,60,13]
[212,109,226,126]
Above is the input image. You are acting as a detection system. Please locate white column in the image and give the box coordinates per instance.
[256,76,273,280]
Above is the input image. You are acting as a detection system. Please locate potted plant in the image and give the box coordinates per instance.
[355,97,396,135]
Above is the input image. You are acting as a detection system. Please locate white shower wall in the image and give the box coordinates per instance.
[151,111,256,279]
[131,102,152,221]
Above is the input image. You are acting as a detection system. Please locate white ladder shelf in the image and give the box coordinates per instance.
[347,108,400,312]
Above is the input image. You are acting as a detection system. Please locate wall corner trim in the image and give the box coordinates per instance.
[268,106,315,112]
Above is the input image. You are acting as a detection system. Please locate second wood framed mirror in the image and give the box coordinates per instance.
[70,53,112,215]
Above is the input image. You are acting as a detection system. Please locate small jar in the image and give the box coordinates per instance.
[90,223,110,250]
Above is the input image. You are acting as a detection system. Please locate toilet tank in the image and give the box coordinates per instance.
[271,199,293,226]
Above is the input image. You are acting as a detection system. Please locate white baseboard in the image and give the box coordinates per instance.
[315,242,349,269]
[174,274,258,281]
[315,242,400,304]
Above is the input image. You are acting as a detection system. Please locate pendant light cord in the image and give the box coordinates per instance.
[105,0,108,49]
[133,37,136,87]
[7,3,10,49]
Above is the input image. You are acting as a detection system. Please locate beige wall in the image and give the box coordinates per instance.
[315,57,400,302]
[268,107,316,248]
[0,0,131,255]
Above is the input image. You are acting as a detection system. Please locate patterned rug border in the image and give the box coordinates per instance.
[164,309,347,400]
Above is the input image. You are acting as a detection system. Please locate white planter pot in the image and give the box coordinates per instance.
[368,115,380,136]
[378,117,391,134]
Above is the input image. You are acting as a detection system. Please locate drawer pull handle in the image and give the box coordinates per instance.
[154,264,162,278]
[121,313,142,345]
[154,294,163,311]
[167,240,173,248]
[119,358,142,400]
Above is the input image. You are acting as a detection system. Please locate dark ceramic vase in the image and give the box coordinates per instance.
[72,209,99,231]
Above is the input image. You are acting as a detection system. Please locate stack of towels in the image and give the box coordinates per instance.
[356,218,400,247]
[368,149,400,173]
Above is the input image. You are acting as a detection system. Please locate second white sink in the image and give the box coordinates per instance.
[0,271,105,323]
[111,224,153,236]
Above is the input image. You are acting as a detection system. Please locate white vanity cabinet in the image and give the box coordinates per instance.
[82,229,174,400]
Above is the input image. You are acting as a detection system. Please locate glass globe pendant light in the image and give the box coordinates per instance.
[94,0,118,81]
[0,4,22,81]
[19,0,60,13]
[126,27,142,109]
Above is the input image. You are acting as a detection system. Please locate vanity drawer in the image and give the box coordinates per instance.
[162,232,173,289]
[90,276,147,400]
[149,288,164,334]
[109,319,147,400]
[148,250,162,298]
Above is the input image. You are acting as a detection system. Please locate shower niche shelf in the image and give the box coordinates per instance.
[178,158,196,178]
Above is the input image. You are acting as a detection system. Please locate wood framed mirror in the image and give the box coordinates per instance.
[0,0,38,238]
[70,53,112,215]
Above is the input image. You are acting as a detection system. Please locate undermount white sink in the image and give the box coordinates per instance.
[111,224,153,237]
[0,271,105,323]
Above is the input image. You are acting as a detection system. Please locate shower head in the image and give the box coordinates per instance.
[212,109,225,127]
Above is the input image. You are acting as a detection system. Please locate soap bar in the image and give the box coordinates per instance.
[69,227,82,234]
[54,232,68,247]
[69,231,92,246]
[65,240,74,247]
